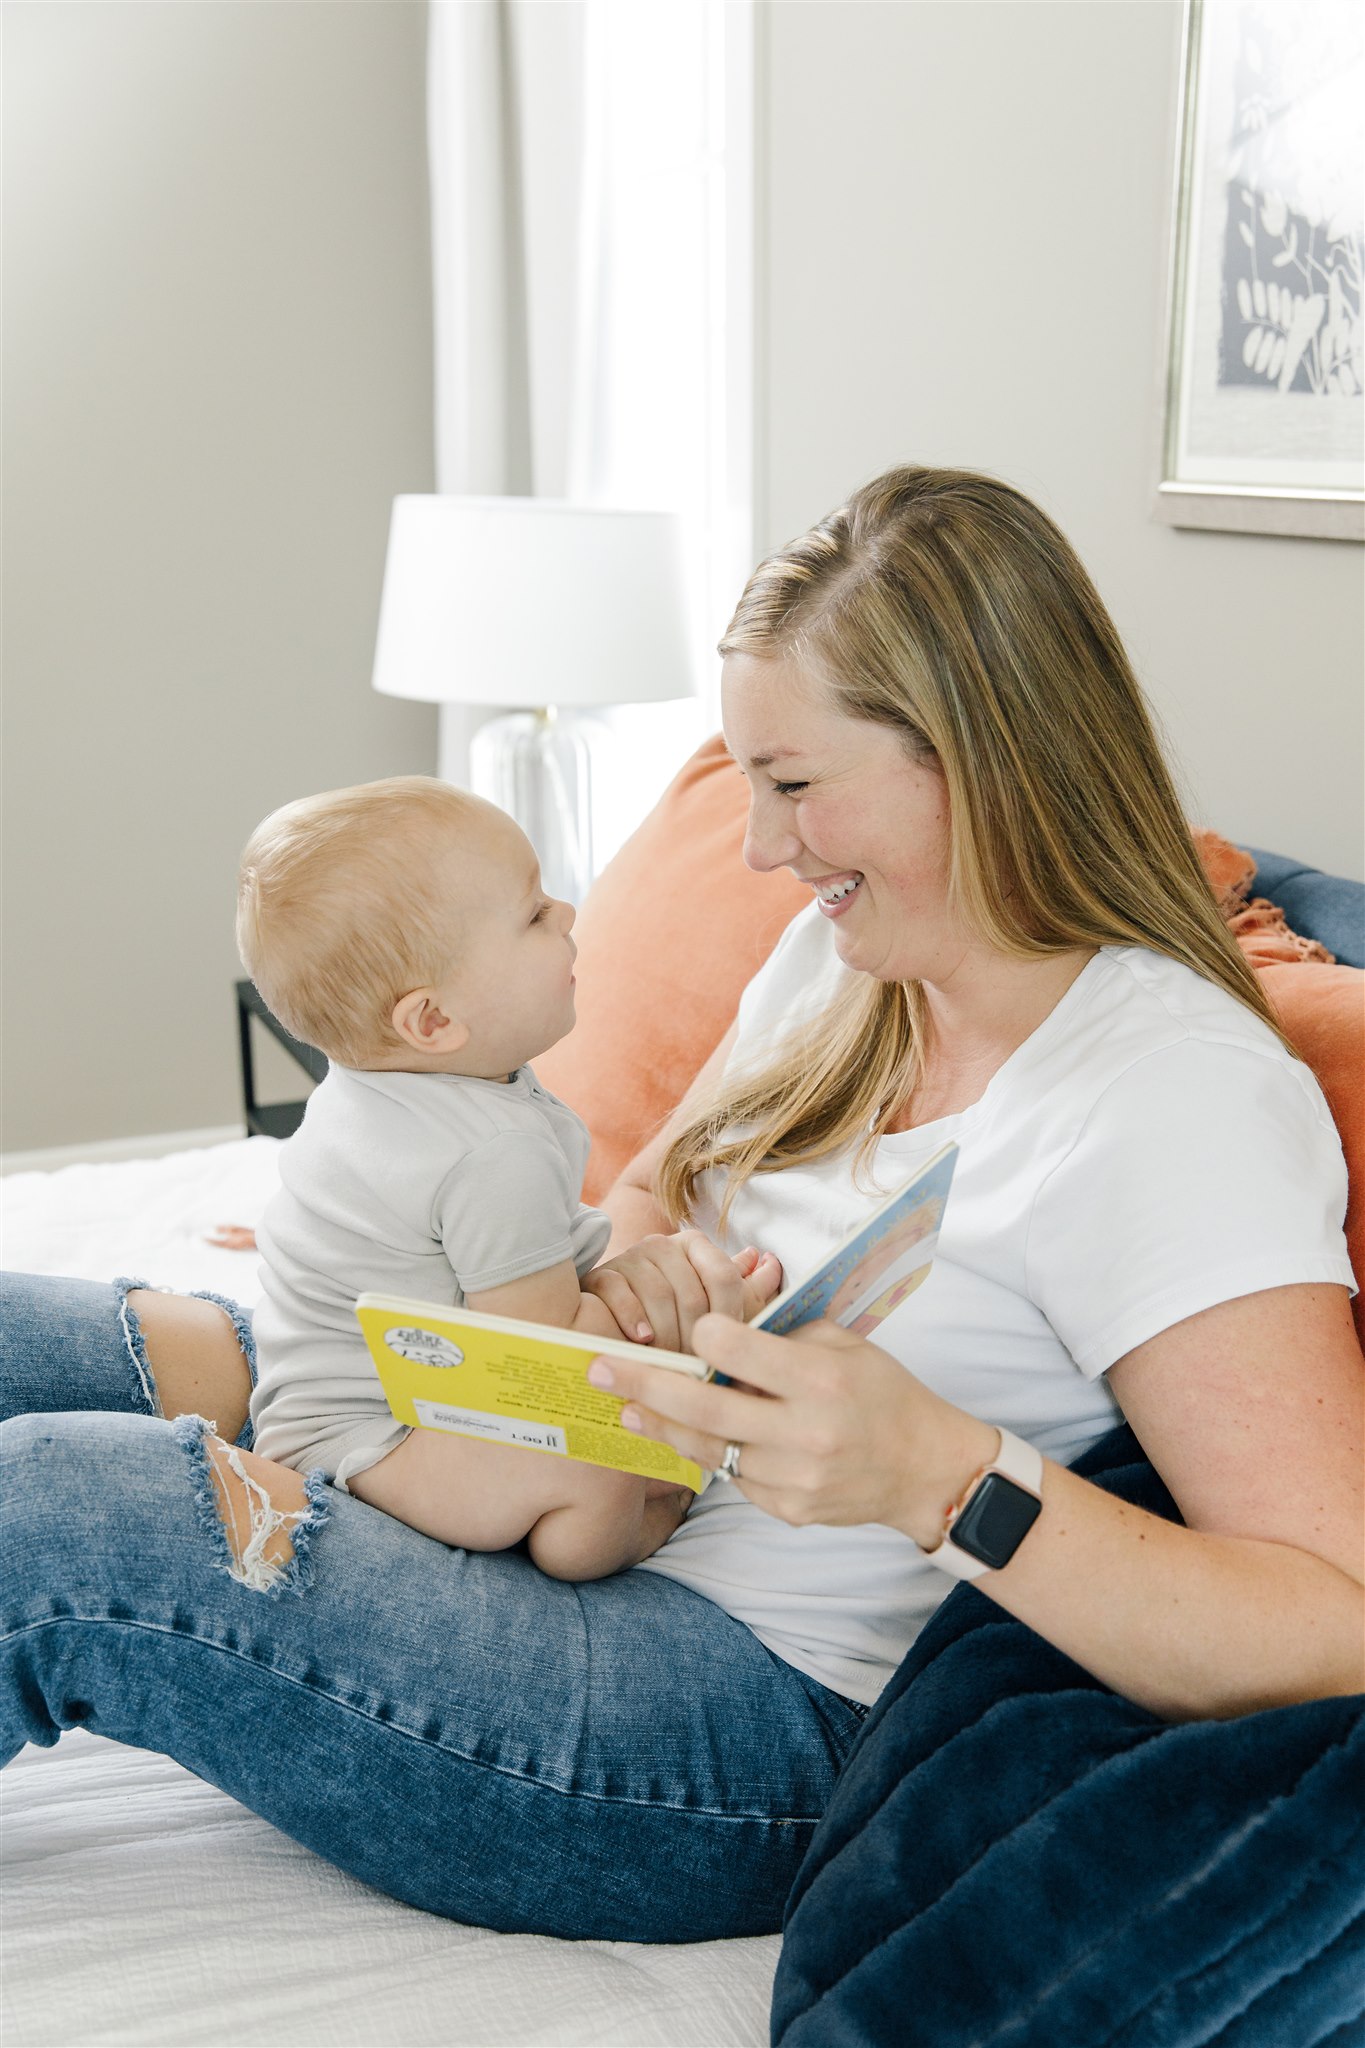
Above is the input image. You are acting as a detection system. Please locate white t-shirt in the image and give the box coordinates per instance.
[638,905,1354,1704]
[250,1064,610,1489]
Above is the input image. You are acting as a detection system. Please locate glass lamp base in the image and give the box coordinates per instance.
[468,709,598,905]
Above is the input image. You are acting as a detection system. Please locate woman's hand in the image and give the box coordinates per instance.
[587,1312,996,1542]
[581,1234,783,1352]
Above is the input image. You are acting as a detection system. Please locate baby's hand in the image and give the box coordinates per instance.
[205,1224,258,1251]
[583,1232,783,1353]
[730,1242,786,1322]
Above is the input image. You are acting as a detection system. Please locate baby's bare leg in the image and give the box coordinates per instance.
[347,1425,649,1564]
[529,1476,692,1581]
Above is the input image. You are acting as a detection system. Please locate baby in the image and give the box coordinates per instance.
[237,776,750,1580]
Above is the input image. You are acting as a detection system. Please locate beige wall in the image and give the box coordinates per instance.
[8,1,1359,1154]
[755,1,1364,882]
[2,2,437,1151]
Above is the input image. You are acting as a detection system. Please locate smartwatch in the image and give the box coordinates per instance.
[925,1429,1044,1580]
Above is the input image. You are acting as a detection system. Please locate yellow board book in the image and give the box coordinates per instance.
[356,1303,711,1490]
[357,1140,957,1493]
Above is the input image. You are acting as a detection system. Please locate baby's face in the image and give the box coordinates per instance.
[432,805,578,1078]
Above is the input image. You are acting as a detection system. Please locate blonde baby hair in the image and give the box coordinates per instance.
[236,776,484,1068]
[657,464,1287,1229]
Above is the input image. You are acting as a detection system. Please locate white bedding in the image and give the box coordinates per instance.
[0,1140,777,2048]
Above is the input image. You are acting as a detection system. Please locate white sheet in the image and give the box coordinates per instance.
[2,1733,777,2047]
[0,1134,281,1300]
[0,1141,778,2048]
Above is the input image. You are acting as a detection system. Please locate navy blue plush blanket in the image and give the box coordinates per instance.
[773,1427,1365,2047]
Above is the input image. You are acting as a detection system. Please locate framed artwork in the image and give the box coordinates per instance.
[1157,0,1363,540]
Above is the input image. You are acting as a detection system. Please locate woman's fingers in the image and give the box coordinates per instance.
[618,1237,717,1351]
[689,1311,851,1392]
[682,1231,784,1323]
[580,1268,655,1343]
[584,1240,706,1351]
[680,1231,751,1321]
[588,1351,777,1457]
[616,1399,776,1494]
[585,1233,785,1356]
[592,1318,945,1532]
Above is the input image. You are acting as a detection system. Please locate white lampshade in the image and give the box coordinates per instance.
[371,495,696,709]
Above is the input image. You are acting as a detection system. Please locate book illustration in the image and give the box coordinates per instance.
[384,1326,466,1369]
[357,1140,957,1487]
[758,1144,957,1338]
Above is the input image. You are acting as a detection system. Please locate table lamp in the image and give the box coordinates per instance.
[372,496,696,902]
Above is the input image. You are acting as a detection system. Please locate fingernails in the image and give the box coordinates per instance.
[636,1323,653,1343]
[587,1362,615,1389]
[620,1406,642,1432]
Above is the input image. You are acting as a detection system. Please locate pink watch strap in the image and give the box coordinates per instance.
[924,1428,1044,1581]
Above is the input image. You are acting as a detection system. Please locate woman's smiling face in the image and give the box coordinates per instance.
[722,649,977,988]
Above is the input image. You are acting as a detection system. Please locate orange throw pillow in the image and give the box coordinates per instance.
[534,736,808,1201]
[1193,832,1363,1341]
[1257,964,1365,1348]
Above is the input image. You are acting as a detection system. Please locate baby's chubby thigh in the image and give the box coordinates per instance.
[347,1424,654,1575]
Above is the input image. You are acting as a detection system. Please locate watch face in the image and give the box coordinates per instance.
[949,1472,1042,1570]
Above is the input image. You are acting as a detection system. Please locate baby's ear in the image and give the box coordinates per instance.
[390,988,470,1057]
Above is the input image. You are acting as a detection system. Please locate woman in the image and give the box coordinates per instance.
[588,465,1364,1726]
[2,468,1360,1954]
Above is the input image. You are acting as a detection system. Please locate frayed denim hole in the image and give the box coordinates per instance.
[185,1287,257,1447]
[112,1275,160,1416]
[172,1412,238,1580]
[186,1288,257,1385]
[278,1470,331,1596]
[171,1415,330,1599]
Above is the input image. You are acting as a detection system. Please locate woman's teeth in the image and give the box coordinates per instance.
[817,876,862,904]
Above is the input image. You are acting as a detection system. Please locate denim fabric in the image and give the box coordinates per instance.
[0,1272,862,1940]
[0,1272,257,1448]
[1246,847,1365,969]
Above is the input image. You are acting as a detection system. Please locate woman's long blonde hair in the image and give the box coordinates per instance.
[657,465,1285,1228]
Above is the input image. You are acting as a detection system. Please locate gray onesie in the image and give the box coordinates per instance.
[249,1063,611,1489]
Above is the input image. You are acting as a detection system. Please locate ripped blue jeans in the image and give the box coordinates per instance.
[0,1272,325,1594]
[0,1272,863,1938]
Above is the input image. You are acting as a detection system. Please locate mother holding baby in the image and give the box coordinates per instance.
[2,468,1361,2038]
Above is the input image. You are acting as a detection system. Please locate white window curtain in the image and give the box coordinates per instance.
[426,0,752,868]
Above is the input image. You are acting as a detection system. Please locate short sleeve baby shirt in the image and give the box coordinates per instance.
[250,1064,610,1488]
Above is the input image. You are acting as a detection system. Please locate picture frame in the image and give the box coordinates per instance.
[1156,0,1363,541]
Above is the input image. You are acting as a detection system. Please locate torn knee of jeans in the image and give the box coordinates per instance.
[173,1415,328,1596]
[112,1275,159,1415]
[185,1286,259,1391]
[121,1269,257,1449]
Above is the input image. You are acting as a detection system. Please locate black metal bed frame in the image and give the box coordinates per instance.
[234,980,328,1140]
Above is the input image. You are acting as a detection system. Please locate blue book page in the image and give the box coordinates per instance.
[757,1143,958,1339]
